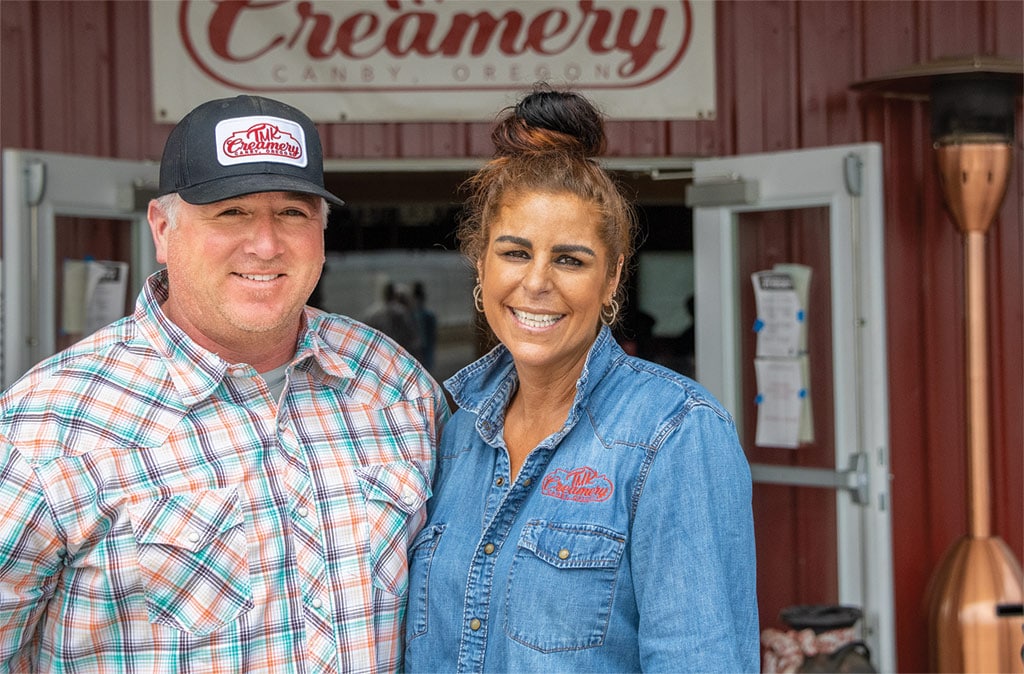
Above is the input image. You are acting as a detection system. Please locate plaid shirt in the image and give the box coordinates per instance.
[0,271,448,674]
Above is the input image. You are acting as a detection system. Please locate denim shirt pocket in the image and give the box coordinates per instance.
[127,486,253,635]
[405,523,446,640]
[505,519,626,652]
[355,461,430,597]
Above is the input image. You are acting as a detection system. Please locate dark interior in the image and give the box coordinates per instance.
[322,169,692,254]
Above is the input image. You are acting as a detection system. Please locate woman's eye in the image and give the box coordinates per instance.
[502,249,529,259]
[556,254,583,266]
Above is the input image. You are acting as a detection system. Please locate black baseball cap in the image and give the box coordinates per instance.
[158,95,344,206]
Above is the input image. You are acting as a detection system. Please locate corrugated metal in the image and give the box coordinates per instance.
[1,1,1021,671]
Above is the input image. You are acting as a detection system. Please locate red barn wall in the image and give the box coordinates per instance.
[2,1,1021,671]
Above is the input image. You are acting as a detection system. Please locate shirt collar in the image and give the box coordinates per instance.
[445,326,621,443]
[135,270,352,405]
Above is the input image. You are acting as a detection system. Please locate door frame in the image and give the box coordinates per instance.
[691,143,895,671]
[2,149,159,388]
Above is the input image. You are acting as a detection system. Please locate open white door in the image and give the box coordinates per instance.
[690,144,895,671]
[2,150,159,388]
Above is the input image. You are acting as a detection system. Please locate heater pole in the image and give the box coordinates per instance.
[964,229,990,540]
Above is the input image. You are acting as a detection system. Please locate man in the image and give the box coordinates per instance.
[0,96,448,673]
[362,280,421,357]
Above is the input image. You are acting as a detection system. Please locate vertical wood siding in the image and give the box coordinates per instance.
[1,1,1020,670]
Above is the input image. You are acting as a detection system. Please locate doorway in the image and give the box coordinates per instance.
[316,160,695,382]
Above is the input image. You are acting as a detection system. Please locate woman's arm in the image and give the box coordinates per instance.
[631,403,760,672]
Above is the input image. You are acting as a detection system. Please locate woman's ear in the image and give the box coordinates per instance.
[608,254,625,301]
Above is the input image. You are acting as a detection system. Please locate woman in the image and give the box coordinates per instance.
[404,86,759,672]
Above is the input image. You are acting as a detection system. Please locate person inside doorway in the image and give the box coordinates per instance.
[410,280,438,372]
[403,85,759,673]
[363,277,422,357]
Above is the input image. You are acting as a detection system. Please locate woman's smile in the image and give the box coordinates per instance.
[510,307,564,329]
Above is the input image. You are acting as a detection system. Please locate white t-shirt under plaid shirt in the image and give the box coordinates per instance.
[0,270,449,674]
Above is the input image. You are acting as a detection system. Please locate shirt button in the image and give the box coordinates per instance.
[495,477,504,487]
[522,478,532,487]
[312,598,323,609]
[401,490,416,506]
[483,543,495,555]
[187,531,200,544]
[297,506,309,518]
[558,548,570,560]
[470,618,482,631]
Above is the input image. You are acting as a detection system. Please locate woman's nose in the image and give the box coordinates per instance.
[521,260,553,294]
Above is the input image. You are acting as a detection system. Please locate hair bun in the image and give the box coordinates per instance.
[492,86,606,158]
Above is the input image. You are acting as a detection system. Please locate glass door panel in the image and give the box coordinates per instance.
[53,216,136,352]
[691,144,895,670]
[735,206,840,637]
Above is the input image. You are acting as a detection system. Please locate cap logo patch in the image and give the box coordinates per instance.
[215,115,308,168]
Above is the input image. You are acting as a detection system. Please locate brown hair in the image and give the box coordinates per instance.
[458,85,637,311]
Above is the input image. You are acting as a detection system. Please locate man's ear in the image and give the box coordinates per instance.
[147,199,171,264]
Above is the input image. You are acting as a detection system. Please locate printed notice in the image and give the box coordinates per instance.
[63,260,130,336]
[754,356,813,448]
[752,271,804,357]
[751,263,814,448]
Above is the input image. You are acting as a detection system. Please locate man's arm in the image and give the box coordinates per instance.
[0,443,65,671]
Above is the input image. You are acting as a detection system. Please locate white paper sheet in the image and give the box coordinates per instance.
[754,356,807,448]
[752,270,804,357]
[62,259,130,336]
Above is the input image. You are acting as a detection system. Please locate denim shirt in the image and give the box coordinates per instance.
[404,327,759,673]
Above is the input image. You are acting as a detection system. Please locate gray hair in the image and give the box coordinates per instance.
[153,192,329,229]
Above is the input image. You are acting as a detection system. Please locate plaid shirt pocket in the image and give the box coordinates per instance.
[356,461,430,597]
[128,486,254,635]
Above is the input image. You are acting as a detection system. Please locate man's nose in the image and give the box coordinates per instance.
[246,213,284,258]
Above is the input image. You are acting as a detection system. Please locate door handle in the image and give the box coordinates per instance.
[749,452,870,506]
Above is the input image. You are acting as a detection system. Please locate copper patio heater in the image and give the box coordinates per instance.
[855,56,1024,673]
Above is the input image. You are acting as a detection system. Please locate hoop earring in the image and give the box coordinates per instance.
[473,281,485,313]
[600,298,620,326]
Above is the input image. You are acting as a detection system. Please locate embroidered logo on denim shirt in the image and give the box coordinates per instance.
[541,466,613,503]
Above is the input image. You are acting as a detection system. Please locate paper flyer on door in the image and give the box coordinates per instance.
[752,264,813,448]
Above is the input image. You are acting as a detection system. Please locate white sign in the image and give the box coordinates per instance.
[754,355,813,449]
[150,0,716,123]
[751,269,806,358]
[62,260,131,337]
